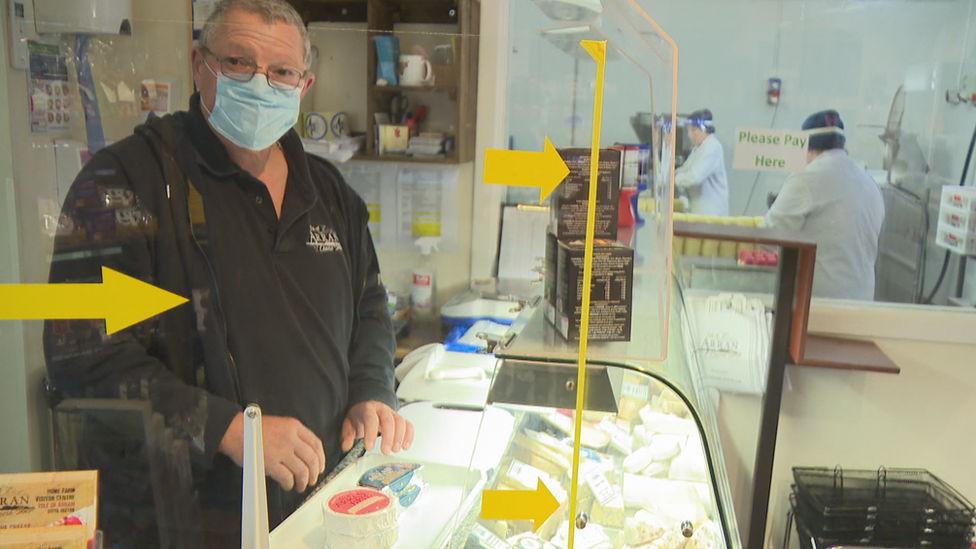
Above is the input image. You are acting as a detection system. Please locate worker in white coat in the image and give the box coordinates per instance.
[760,110,885,301]
[674,109,730,216]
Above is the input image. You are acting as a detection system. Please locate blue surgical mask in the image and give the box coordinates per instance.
[201,65,301,151]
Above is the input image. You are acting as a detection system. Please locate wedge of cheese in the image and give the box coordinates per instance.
[544,411,612,450]
[583,467,625,528]
[512,430,572,477]
[470,523,517,549]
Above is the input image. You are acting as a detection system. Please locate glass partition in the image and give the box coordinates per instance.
[501,0,677,363]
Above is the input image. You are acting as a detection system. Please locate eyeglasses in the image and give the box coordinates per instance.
[201,47,306,90]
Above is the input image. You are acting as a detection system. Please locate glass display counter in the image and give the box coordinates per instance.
[270,272,742,549]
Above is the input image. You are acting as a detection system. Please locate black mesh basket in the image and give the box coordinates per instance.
[791,491,878,540]
[792,467,976,549]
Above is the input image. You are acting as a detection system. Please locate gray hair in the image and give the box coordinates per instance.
[199,0,312,70]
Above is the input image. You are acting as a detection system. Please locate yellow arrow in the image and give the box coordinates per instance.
[0,266,188,335]
[481,480,561,533]
[484,137,570,202]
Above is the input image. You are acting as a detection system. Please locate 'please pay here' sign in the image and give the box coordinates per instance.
[732,128,809,173]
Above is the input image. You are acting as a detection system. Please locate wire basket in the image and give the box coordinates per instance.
[791,491,877,539]
[794,510,973,549]
[792,467,976,548]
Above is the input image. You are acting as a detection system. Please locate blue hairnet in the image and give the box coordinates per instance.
[803,110,846,151]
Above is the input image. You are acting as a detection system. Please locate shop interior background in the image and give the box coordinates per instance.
[1,2,975,548]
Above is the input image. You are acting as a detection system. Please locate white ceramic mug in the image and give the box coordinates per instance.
[399,54,434,86]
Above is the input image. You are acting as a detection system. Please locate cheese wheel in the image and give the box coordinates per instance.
[580,426,612,450]
[358,463,421,494]
[323,489,398,538]
[323,525,398,549]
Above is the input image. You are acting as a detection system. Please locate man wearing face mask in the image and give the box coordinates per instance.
[43,0,411,544]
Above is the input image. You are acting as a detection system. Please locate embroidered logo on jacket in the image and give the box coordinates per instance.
[307,224,343,252]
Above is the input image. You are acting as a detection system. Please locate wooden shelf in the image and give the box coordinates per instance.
[364,0,479,164]
[370,0,460,24]
[795,334,900,374]
[371,84,458,95]
[351,153,459,164]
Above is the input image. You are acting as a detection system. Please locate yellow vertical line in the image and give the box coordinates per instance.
[568,39,607,549]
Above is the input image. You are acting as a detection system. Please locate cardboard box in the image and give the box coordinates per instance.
[550,148,621,241]
[543,230,558,323]
[554,239,634,341]
[0,525,87,549]
[378,124,410,154]
[0,471,97,545]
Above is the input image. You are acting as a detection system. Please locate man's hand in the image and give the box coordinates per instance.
[341,401,415,455]
[219,412,326,493]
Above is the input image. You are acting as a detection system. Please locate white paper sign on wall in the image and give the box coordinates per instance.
[732,128,810,173]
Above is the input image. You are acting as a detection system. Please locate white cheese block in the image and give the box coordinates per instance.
[551,521,611,549]
[686,520,718,549]
[523,429,574,458]
[507,532,558,549]
[545,412,612,450]
[668,446,707,483]
[622,475,706,523]
[623,446,655,474]
[651,390,688,417]
[576,459,614,487]
[654,522,692,549]
[638,406,697,436]
[513,430,572,476]
[633,424,654,446]
[623,510,669,546]
[597,417,635,454]
[470,523,516,549]
[645,436,681,462]
[500,459,568,504]
[544,411,575,434]
[640,461,669,478]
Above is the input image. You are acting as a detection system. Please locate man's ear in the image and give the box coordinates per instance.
[191,46,206,89]
[300,72,316,100]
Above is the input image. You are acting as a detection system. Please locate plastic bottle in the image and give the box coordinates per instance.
[411,237,440,319]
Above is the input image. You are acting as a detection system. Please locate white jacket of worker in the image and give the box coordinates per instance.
[674,134,730,216]
[760,149,885,301]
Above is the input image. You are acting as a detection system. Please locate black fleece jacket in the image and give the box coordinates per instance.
[44,95,396,533]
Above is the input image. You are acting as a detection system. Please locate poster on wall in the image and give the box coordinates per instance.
[27,41,71,135]
[339,161,399,250]
[396,166,459,253]
[192,0,219,39]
